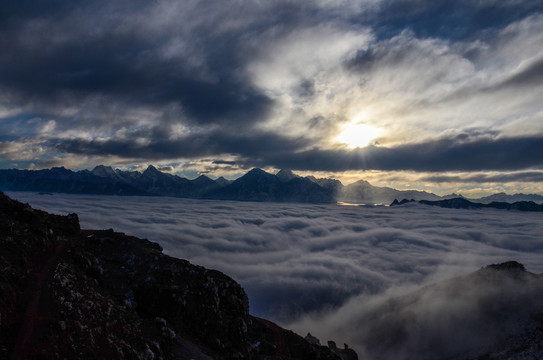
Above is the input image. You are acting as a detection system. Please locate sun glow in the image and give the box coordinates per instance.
[336,123,381,148]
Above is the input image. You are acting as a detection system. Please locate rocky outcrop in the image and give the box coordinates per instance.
[0,191,349,359]
[327,341,358,360]
[349,259,543,360]
[389,198,415,206]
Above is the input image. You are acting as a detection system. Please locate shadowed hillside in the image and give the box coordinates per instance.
[0,191,353,359]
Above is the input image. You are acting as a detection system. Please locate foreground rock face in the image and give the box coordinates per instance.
[0,191,347,359]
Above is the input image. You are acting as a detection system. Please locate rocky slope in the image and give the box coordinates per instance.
[347,261,543,360]
[0,191,352,359]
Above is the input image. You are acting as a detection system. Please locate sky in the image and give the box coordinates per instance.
[1,0,543,196]
[8,192,543,357]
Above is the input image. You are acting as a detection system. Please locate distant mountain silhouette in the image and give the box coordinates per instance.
[215,176,233,187]
[203,168,281,202]
[0,166,335,203]
[476,192,543,204]
[391,197,543,212]
[132,165,194,197]
[306,175,343,194]
[339,179,443,204]
[276,169,298,182]
[1,165,542,205]
[203,168,336,203]
[91,165,222,198]
[0,167,150,196]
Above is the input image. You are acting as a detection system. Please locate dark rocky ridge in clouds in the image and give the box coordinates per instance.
[9,192,543,328]
[4,191,543,359]
[0,190,349,359]
[0,165,338,203]
[293,261,543,359]
[392,197,543,212]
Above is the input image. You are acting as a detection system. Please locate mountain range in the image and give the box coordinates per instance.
[391,197,543,212]
[1,165,542,205]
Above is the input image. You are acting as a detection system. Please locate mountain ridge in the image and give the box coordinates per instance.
[391,197,543,212]
[0,190,353,359]
[1,165,542,205]
[350,260,543,359]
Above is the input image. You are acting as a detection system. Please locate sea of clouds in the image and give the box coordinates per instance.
[8,192,543,357]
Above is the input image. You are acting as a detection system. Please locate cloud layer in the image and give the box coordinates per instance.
[9,193,543,335]
[1,1,543,196]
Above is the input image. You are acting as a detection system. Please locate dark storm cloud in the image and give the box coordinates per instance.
[0,35,271,128]
[1,0,388,129]
[0,0,77,24]
[423,171,543,184]
[1,0,543,178]
[212,160,237,166]
[0,0,306,126]
[55,129,309,160]
[54,130,543,172]
[369,0,543,40]
[4,0,536,125]
[250,133,543,172]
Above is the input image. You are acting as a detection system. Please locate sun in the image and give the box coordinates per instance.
[336,123,381,148]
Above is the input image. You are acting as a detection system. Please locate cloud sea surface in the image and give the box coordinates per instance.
[8,192,543,355]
